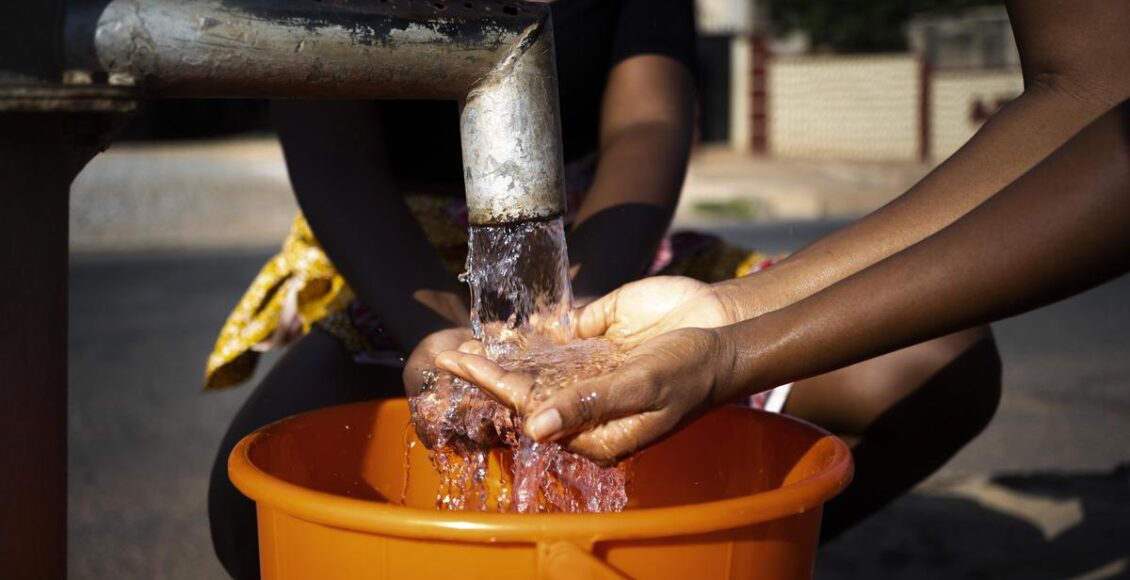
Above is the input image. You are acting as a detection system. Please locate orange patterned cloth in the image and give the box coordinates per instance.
[204,196,777,390]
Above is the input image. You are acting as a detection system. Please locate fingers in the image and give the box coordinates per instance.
[523,367,655,443]
[403,327,475,397]
[573,290,619,339]
[457,340,485,355]
[572,295,596,309]
[435,350,536,411]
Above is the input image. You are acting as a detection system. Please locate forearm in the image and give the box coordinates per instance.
[296,175,468,347]
[569,122,689,297]
[568,53,695,299]
[724,82,1122,320]
[273,101,467,351]
[715,102,1130,402]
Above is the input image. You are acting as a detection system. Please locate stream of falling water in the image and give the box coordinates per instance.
[408,218,631,513]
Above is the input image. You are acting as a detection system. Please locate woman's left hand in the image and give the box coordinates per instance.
[436,326,732,465]
[403,326,474,397]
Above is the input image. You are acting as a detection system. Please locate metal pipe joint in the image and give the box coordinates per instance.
[66,0,567,224]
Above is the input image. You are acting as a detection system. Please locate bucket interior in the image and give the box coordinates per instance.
[244,399,843,512]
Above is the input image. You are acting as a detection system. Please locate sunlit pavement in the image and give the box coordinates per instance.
[68,141,1130,579]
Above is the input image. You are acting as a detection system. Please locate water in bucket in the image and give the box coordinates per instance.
[409,218,633,513]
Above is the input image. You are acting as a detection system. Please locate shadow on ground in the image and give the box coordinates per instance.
[69,247,1130,579]
[819,464,1130,580]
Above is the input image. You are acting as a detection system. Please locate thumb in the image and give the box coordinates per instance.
[573,289,620,339]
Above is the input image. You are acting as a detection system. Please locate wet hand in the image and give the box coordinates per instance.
[403,326,474,397]
[574,276,741,347]
[436,327,732,465]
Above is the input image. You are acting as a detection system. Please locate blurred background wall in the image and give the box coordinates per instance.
[695,0,1021,162]
[119,0,1023,165]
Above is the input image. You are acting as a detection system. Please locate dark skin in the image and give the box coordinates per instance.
[403,54,696,390]
[273,99,471,349]
[441,98,1130,461]
[719,0,1130,320]
[277,55,697,357]
[209,46,695,579]
[724,100,1130,396]
[438,0,1130,540]
[275,54,694,396]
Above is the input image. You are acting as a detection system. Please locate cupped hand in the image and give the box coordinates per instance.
[403,326,474,397]
[436,326,733,465]
[574,276,742,348]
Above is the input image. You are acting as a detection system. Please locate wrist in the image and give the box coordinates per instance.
[706,325,742,405]
[717,259,803,321]
[710,316,781,405]
[712,277,765,323]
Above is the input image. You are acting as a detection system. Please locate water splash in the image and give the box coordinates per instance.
[409,218,630,513]
[461,219,574,357]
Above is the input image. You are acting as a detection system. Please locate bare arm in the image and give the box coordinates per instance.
[438,101,1130,463]
[721,0,1130,319]
[718,100,1130,400]
[567,54,695,298]
[272,100,468,353]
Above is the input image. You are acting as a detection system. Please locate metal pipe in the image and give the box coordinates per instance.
[460,20,564,225]
[66,0,566,224]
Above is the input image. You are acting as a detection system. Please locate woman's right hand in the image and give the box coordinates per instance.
[437,324,736,465]
[403,326,474,398]
[428,275,749,463]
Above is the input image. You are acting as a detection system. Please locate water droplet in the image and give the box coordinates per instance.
[406,218,630,514]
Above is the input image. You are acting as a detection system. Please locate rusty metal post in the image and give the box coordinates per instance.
[66,0,567,224]
[2,3,139,576]
[0,112,71,580]
[0,84,137,580]
[3,3,68,578]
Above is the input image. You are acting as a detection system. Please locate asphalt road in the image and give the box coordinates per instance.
[69,222,1130,579]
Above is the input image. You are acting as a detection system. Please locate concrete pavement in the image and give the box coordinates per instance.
[67,139,1130,578]
[70,138,928,252]
[69,241,1130,579]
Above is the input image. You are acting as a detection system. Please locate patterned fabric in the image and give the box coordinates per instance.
[205,193,779,390]
[204,215,353,390]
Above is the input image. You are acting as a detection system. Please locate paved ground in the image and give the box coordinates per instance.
[70,139,298,252]
[68,140,1130,579]
[676,148,930,226]
[69,237,1130,580]
[69,139,928,251]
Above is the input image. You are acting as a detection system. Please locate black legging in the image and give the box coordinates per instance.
[817,337,1002,542]
[208,328,402,579]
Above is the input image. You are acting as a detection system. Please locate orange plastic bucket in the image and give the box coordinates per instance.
[229,399,852,579]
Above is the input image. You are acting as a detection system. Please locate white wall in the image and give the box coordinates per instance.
[930,70,1024,159]
[697,0,754,35]
[768,55,923,161]
[729,35,752,151]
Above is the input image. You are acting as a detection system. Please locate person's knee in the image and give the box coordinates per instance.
[854,327,1002,445]
[205,328,389,578]
[208,436,262,579]
[946,332,1003,441]
[902,329,1002,448]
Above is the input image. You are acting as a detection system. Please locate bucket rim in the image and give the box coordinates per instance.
[229,400,853,544]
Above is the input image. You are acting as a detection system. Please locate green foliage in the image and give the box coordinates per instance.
[692,198,760,220]
[763,0,1002,53]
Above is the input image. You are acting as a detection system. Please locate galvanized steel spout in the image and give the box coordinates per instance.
[66,0,566,225]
